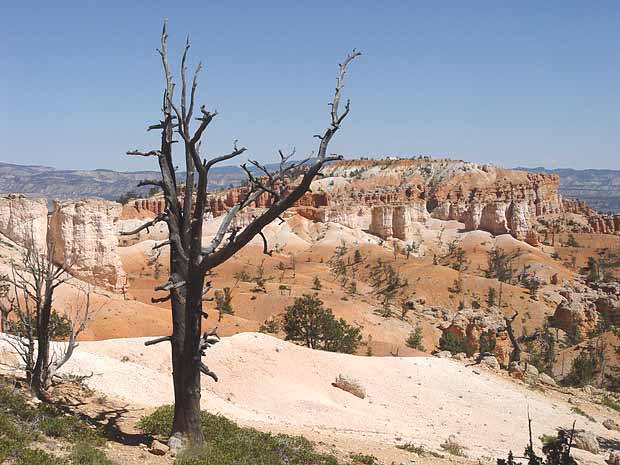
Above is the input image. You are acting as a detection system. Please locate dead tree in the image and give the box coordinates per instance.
[44,288,93,387]
[1,245,91,398]
[505,311,522,363]
[122,20,360,448]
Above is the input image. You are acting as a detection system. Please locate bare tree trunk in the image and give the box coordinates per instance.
[0,310,7,333]
[169,260,205,444]
[31,284,53,398]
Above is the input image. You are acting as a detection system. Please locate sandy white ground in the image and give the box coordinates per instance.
[2,332,609,461]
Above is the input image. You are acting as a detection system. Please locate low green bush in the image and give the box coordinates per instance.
[140,405,383,465]
[396,442,442,457]
[438,331,469,355]
[39,414,104,446]
[70,442,116,465]
[600,394,620,412]
[0,378,109,464]
[16,448,66,465]
[405,326,425,350]
[348,453,381,465]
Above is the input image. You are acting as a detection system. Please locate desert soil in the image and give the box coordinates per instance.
[31,333,617,464]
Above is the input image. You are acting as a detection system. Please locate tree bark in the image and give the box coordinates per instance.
[169,258,205,445]
[31,283,53,398]
[505,312,522,363]
[0,310,7,333]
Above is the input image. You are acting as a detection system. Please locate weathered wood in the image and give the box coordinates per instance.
[129,19,360,449]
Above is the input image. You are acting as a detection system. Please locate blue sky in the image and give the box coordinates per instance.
[1,1,618,171]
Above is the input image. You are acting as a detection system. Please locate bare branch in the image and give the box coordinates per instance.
[127,150,161,157]
[199,362,218,382]
[241,163,279,200]
[258,231,272,256]
[119,214,166,237]
[199,327,220,352]
[137,179,164,189]
[152,240,171,250]
[204,142,247,175]
[145,335,172,346]
[201,155,343,271]
[147,121,166,131]
[187,62,202,122]
[330,50,361,127]
[151,294,171,304]
[190,105,218,146]
[155,279,186,292]
[180,34,191,130]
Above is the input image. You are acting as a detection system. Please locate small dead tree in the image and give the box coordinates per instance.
[1,245,92,398]
[122,20,360,448]
[45,288,93,387]
[504,311,522,363]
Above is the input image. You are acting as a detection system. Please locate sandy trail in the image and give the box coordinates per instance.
[26,333,614,460]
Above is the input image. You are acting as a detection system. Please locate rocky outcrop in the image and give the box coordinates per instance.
[363,167,562,242]
[588,214,620,234]
[0,195,48,252]
[479,201,511,235]
[393,204,429,239]
[297,205,371,230]
[525,229,540,247]
[551,281,620,337]
[573,431,600,454]
[370,206,393,239]
[552,287,600,338]
[452,176,562,241]
[439,307,512,366]
[563,198,596,216]
[369,203,429,241]
[562,198,620,234]
[132,184,330,219]
[49,199,127,292]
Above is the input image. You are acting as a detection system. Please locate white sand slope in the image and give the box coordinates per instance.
[36,333,617,460]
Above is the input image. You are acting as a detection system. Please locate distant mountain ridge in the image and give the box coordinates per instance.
[517,166,620,213]
[0,161,248,201]
[1,161,619,213]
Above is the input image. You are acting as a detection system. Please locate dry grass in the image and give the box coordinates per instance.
[332,374,366,399]
[440,436,466,457]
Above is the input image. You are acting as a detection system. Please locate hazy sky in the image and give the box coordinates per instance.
[1,1,619,171]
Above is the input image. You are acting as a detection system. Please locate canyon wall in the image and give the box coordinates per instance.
[132,185,330,219]
[562,198,620,234]
[587,214,620,234]
[49,199,127,292]
[0,195,126,292]
[356,163,562,242]
[0,195,48,252]
[129,158,619,244]
[430,172,562,240]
